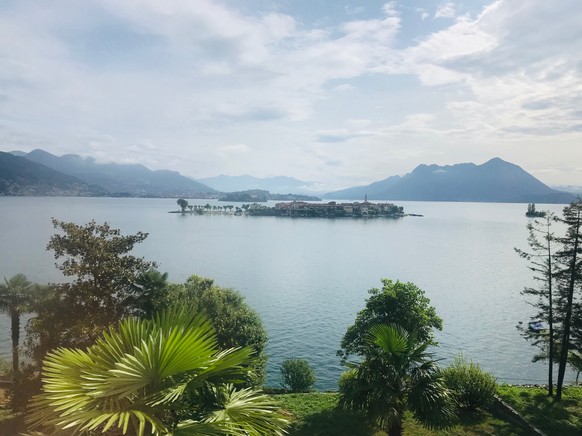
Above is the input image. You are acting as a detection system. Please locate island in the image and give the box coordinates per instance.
[171,198,408,219]
[526,203,546,218]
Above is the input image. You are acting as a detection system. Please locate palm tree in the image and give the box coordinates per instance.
[0,274,34,377]
[339,324,455,436]
[129,269,170,318]
[27,309,288,435]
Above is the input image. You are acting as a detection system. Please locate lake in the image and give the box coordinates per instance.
[0,197,573,389]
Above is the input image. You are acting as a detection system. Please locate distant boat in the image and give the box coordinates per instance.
[528,320,544,332]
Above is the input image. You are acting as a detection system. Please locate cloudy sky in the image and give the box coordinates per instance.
[1,0,581,190]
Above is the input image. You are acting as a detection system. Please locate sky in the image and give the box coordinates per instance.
[1,0,581,191]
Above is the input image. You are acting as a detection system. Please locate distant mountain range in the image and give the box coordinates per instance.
[198,175,316,194]
[325,158,576,204]
[0,152,104,196]
[6,149,216,197]
[1,150,576,204]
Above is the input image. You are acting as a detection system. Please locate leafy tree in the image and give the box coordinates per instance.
[515,213,557,396]
[280,358,316,392]
[27,219,155,361]
[177,198,188,212]
[338,279,442,363]
[166,276,268,387]
[555,199,582,400]
[0,273,38,410]
[338,324,455,436]
[27,309,288,435]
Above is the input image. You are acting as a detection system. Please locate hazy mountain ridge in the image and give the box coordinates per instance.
[3,151,576,203]
[199,174,317,194]
[324,175,402,200]
[0,152,105,196]
[325,158,576,204]
[19,149,216,197]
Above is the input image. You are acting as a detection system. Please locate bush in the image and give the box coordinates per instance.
[442,354,497,410]
[280,358,316,392]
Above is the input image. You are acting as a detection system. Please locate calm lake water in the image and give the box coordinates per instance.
[0,197,573,389]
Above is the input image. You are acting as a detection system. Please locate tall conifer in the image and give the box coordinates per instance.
[516,213,557,396]
[555,200,582,400]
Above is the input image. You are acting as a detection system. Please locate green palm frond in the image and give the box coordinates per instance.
[408,372,455,430]
[368,323,409,355]
[28,308,288,435]
[203,384,288,436]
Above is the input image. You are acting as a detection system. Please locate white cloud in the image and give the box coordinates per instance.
[0,0,581,187]
[435,2,456,19]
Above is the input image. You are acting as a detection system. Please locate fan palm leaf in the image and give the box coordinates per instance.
[27,308,288,435]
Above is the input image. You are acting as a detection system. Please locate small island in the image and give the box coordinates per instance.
[171,197,407,219]
[526,203,546,218]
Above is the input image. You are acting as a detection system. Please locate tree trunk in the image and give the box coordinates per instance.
[11,311,19,376]
[10,311,21,412]
[547,225,554,397]
[556,209,581,401]
[388,422,403,436]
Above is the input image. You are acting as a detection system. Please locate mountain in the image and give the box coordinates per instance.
[198,175,316,194]
[0,151,104,196]
[552,185,582,195]
[325,158,576,204]
[20,149,216,197]
[324,175,402,200]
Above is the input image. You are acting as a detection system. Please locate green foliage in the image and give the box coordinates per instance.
[26,220,155,363]
[338,279,442,362]
[27,308,289,436]
[555,199,582,399]
[515,212,557,395]
[276,392,530,436]
[497,385,582,436]
[339,324,455,436]
[166,275,268,387]
[0,274,40,411]
[177,198,188,211]
[280,358,316,393]
[442,355,497,411]
[0,355,10,376]
[129,268,169,318]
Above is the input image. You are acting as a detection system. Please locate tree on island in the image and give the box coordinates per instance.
[177,198,188,212]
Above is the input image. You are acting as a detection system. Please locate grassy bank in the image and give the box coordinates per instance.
[497,385,582,435]
[274,392,532,435]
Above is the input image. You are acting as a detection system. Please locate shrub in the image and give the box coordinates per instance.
[281,358,316,392]
[442,354,497,410]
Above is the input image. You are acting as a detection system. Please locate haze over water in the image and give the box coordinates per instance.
[0,197,573,389]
